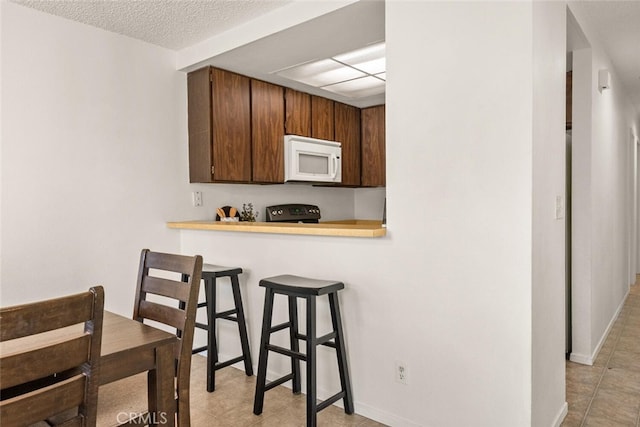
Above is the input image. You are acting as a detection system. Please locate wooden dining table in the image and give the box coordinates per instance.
[100,311,177,426]
[0,310,177,426]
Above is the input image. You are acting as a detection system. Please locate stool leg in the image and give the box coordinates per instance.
[288,296,301,394]
[231,274,253,376]
[306,296,317,427]
[328,292,354,414]
[253,288,275,415]
[206,276,218,392]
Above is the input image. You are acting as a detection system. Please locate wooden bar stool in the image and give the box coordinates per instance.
[253,275,354,427]
[182,264,253,392]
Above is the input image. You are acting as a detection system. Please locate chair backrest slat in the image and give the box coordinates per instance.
[1,292,94,341]
[0,286,104,427]
[132,249,202,427]
[1,375,86,426]
[1,335,90,389]
[137,300,185,331]
[142,276,192,302]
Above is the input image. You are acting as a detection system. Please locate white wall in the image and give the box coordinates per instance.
[0,3,386,313]
[569,2,640,364]
[387,4,535,423]
[178,2,542,426]
[0,2,189,312]
[531,2,568,426]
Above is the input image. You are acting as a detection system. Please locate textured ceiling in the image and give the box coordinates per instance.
[9,0,640,116]
[10,0,293,50]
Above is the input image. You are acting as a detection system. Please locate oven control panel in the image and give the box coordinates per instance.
[265,204,321,223]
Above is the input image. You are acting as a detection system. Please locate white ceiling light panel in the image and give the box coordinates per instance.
[274,42,386,99]
[332,42,386,74]
[276,59,366,87]
[322,75,385,98]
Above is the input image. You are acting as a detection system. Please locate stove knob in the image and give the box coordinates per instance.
[271,210,277,215]
[278,210,283,214]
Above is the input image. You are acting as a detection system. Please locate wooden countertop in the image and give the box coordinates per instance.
[166,219,386,238]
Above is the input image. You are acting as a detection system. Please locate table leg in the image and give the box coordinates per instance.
[149,342,176,427]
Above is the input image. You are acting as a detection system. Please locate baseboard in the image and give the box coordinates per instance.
[569,287,630,365]
[569,352,592,365]
[260,365,423,426]
[551,402,568,427]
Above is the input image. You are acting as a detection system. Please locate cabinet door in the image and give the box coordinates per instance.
[311,96,334,140]
[187,67,214,183]
[334,102,361,186]
[285,88,311,137]
[252,79,285,183]
[361,105,385,187]
[211,68,252,182]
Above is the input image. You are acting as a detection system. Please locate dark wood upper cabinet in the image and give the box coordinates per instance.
[361,105,385,187]
[285,88,311,137]
[311,96,335,140]
[187,67,213,183]
[334,102,361,186]
[251,79,285,183]
[211,68,252,182]
[187,67,251,183]
[188,66,386,188]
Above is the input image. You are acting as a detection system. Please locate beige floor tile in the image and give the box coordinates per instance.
[587,388,640,425]
[598,368,640,396]
[584,415,637,427]
[608,350,640,373]
[94,355,381,426]
[561,410,585,427]
[616,335,640,353]
[564,283,640,427]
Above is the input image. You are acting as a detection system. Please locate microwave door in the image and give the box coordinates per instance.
[299,152,330,176]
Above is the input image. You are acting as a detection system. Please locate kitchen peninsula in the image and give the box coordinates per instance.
[167,219,386,238]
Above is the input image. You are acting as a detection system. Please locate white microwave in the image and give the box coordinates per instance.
[284,135,342,183]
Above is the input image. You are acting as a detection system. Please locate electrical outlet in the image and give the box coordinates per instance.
[395,361,408,385]
[192,191,202,207]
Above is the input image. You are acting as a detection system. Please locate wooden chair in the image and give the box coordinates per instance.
[131,249,202,427]
[0,286,105,427]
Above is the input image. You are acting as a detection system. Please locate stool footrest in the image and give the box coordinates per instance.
[317,391,346,412]
[192,345,208,354]
[215,308,238,319]
[215,355,245,370]
[195,322,209,330]
[269,321,292,334]
[267,344,306,361]
[264,373,295,391]
[295,333,338,348]
[197,302,207,308]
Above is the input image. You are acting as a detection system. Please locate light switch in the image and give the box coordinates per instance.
[555,195,564,220]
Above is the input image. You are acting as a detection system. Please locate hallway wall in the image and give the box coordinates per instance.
[569,2,640,364]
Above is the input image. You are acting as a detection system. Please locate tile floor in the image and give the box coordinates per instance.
[92,278,640,426]
[562,277,640,427]
[97,355,385,426]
